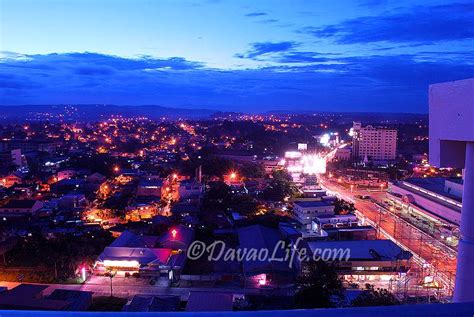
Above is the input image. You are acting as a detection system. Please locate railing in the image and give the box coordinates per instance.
[1,302,474,316]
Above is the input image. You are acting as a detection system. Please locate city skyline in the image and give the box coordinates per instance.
[1,0,473,112]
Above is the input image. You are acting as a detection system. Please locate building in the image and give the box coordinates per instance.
[0,199,44,217]
[95,227,193,281]
[0,284,92,311]
[304,240,412,286]
[0,149,23,171]
[123,295,180,312]
[352,122,397,163]
[293,200,335,229]
[311,214,358,234]
[137,179,163,197]
[178,179,204,200]
[238,225,296,288]
[186,292,234,312]
[0,140,60,155]
[389,178,462,225]
[334,147,351,161]
[429,78,474,302]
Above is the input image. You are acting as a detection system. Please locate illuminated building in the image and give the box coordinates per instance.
[303,240,412,286]
[293,200,335,229]
[352,122,397,163]
[429,78,474,302]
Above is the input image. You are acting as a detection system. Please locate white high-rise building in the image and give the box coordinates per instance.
[352,122,397,162]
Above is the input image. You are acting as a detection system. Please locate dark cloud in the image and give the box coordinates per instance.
[301,3,474,44]
[1,51,473,113]
[259,19,279,24]
[244,12,267,17]
[236,41,299,59]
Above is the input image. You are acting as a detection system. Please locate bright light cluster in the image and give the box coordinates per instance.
[103,260,140,268]
[301,154,326,175]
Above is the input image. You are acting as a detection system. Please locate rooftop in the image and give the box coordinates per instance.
[294,201,333,208]
[307,239,412,261]
[1,302,474,316]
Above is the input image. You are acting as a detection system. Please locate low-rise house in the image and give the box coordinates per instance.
[238,225,296,288]
[123,295,180,312]
[0,284,92,311]
[137,179,163,198]
[47,289,93,311]
[178,179,203,200]
[0,199,44,217]
[186,292,233,312]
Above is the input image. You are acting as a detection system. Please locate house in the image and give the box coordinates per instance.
[0,284,69,311]
[47,289,93,311]
[123,295,180,312]
[57,169,76,181]
[86,172,106,184]
[137,179,163,197]
[58,193,88,210]
[238,225,296,288]
[178,179,204,200]
[293,200,335,229]
[1,171,26,188]
[0,199,44,217]
[185,292,233,312]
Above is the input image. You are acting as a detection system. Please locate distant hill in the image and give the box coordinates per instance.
[0,104,217,121]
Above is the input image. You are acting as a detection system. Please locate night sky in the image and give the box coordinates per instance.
[1,0,473,113]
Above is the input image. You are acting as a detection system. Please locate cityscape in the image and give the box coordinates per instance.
[0,0,473,316]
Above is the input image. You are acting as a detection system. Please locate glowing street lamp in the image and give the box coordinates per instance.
[230,172,237,180]
[81,267,87,281]
[171,229,177,239]
[113,166,120,173]
[350,184,354,193]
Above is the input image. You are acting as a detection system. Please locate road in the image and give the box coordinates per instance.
[319,177,457,296]
[0,276,282,300]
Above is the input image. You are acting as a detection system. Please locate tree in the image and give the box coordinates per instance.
[334,198,355,215]
[351,284,401,307]
[295,261,344,308]
[263,170,295,201]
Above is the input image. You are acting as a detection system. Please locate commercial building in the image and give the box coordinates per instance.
[94,226,194,281]
[304,239,412,285]
[293,200,335,229]
[352,122,397,163]
[389,177,462,225]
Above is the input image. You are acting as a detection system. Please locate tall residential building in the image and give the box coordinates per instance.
[352,122,397,162]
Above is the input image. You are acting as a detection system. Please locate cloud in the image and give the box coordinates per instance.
[236,41,299,59]
[1,51,473,113]
[244,12,267,17]
[259,19,279,24]
[301,3,474,44]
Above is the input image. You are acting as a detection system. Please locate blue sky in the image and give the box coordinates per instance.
[0,0,473,112]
